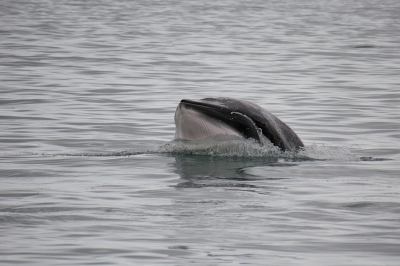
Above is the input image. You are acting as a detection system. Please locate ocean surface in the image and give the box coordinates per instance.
[1,0,400,265]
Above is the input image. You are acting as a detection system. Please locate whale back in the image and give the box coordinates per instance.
[199,98,304,151]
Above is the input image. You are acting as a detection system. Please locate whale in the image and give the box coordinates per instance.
[174,97,304,152]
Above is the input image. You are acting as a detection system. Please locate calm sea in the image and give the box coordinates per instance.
[1,0,399,265]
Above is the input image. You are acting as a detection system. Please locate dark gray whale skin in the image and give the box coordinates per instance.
[176,97,304,152]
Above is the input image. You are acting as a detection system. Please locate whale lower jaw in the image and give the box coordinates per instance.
[174,105,244,140]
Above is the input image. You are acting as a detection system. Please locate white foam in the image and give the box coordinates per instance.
[159,138,361,161]
[297,144,359,161]
[159,136,281,157]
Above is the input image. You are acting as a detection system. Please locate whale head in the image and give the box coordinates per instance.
[174,98,304,152]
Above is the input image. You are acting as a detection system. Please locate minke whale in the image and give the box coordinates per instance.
[174,97,304,152]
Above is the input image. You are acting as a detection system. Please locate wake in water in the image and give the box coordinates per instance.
[14,136,386,162]
[157,136,360,161]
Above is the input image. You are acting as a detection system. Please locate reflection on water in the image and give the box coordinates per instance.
[173,155,278,179]
[170,154,309,190]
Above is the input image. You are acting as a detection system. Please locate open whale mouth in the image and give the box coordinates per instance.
[175,99,263,142]
[174,98,304,152]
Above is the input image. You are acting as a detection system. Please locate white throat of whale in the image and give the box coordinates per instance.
[174,106,244,140]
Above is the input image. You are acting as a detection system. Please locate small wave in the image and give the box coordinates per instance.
[359,157,392,161]
[352,44,377,49]
[8,139,390,162]
[54,150,151,157]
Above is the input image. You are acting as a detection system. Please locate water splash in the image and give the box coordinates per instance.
[158,136,280,157]
[8,139,389,162]
[158,138,379,162]
[297,144,359,161]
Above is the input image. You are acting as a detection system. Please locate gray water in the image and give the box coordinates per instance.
[1,0,400,265]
